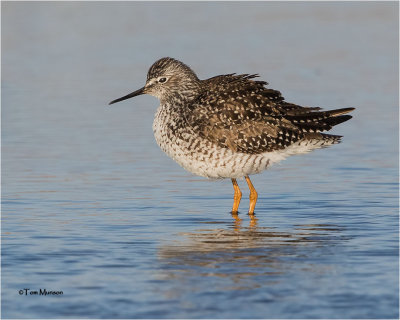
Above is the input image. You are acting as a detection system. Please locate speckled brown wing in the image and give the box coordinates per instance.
[185,74,301,154]
[185,74,354,154]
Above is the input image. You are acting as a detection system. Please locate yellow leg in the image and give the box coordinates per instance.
[245,175,258,215]
[231,178,242,214]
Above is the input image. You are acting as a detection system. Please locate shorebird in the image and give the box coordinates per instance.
[109,57,354,215]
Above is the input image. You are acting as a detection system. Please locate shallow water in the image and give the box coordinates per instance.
[2,2,399,319]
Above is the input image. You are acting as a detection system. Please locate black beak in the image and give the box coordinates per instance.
[109,86,145,105]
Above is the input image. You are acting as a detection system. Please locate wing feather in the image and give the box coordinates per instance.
[184,74,354,154]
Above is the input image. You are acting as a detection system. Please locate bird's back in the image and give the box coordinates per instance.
[183,74,354,155]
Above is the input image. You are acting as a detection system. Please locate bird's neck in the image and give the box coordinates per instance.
[161,82,202,106]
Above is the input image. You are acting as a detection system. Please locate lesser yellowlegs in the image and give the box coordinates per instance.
[109,57,354,215]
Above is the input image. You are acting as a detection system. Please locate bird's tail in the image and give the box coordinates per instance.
[286,107,355,133]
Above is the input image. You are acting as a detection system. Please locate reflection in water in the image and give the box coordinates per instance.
[231,212,258,230]
[156,220,348,295]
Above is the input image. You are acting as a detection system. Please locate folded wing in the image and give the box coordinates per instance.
[184,74,354,154]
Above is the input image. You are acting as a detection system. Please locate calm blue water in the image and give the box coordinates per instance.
[2,2,399,319]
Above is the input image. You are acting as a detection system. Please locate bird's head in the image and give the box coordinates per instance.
[109,57,201,105]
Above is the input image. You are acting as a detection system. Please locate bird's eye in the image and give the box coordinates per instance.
[158,77,167,83]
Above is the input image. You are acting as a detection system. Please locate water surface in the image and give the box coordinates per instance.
[2,2,398,319]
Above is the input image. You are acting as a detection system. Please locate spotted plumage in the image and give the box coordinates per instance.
[110,57,355,214]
